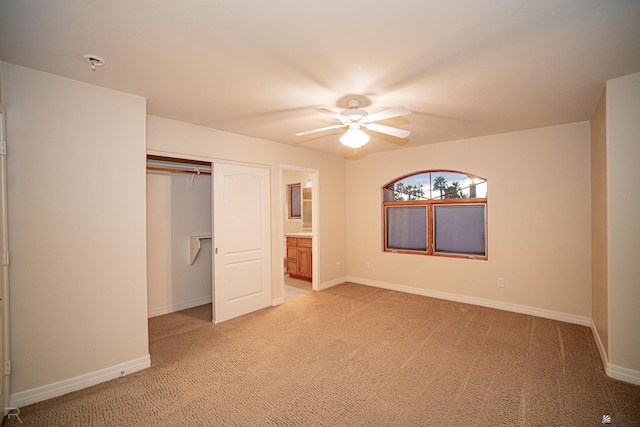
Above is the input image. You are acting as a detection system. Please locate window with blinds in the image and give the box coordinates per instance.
[382,170,488,260]
[434,205,486,256]
[386,206,428,251]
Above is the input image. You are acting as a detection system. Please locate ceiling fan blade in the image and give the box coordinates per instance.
[295,123,346,136]
[364,123,411,139]
[316,107,348,122]
[362,107,411,123]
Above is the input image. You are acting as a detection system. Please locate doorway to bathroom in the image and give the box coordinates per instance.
[282,167,318,300]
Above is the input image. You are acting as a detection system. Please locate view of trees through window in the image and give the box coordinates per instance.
[385,171,487,201]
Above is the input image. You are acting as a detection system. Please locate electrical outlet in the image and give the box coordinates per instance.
[336,261,341,269]
[365,261,370,269]
[497,277,505,288]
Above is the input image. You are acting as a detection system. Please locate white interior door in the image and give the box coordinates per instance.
[213,163,271,323]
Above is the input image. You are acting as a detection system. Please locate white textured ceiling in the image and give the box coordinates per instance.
[1,0,639,158]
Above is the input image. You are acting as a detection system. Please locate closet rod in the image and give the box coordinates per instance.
[146,165,212,175]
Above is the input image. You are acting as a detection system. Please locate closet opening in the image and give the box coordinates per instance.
[146,155,213,325]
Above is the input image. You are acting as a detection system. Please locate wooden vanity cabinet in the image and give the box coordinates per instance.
[286,236,312,281]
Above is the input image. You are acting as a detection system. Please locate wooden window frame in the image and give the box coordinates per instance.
[382,170,488,260]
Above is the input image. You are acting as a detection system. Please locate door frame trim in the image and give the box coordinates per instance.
[0,97,11,414]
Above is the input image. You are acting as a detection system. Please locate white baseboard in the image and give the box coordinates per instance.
[590,320,609,369]
[10,355,151,408]
[346,276,591,327]
[590,322,640,386]
[607,363,640,386]
[318,276,347,291]
[148,295,212,318]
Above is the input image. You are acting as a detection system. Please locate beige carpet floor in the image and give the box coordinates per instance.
[5,283,640,426]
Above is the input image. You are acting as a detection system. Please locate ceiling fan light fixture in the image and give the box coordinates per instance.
[340,127,370,148]
[297,97,411,154]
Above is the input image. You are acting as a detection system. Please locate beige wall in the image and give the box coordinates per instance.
[346,122,592,320]
[606,72,640,374]
[0,62,149,395]
[146,115,347,297]
[147,171,212,317]
[590,89,608,360]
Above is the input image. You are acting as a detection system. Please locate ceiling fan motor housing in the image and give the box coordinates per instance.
[341,108,367,122]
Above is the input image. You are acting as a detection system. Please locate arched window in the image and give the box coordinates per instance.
[382,170,488,259]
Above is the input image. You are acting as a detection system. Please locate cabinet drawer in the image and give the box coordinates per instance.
[297,237,312,247]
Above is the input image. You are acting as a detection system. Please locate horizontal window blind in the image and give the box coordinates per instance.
[386,206,427,251]
[434,204,486,255]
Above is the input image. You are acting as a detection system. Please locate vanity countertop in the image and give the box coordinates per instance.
[285,232,313,237]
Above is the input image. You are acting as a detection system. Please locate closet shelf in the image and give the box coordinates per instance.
[189,234,212,265]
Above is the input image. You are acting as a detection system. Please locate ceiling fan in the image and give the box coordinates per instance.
[295,99,411,148]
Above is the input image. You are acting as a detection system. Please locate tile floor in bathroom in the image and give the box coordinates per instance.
[284,274,312,299]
